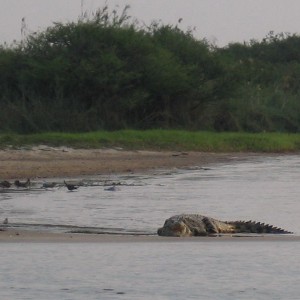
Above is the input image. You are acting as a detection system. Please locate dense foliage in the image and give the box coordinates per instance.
[1,7,300,133]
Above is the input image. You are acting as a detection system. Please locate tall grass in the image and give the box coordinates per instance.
[1,130,300,152]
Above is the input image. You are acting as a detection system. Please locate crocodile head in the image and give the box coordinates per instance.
[157,218,193,237]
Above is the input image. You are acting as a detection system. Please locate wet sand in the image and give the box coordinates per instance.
[0,229,298,243]
[0,146,265,180]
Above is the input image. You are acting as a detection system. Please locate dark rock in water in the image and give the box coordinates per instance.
[104,186,120,191]
[42,182,56,188]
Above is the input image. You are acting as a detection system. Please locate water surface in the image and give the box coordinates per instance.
[0,154,299,234]
[1,154,300,299]
[0,241,299,300]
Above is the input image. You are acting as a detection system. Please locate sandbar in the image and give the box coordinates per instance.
[0,229,298,243]
[0,146,269,179]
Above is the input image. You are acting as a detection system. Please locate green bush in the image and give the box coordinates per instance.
[1,7,300,133]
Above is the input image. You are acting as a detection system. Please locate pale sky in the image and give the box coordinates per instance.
[1,0,300,47]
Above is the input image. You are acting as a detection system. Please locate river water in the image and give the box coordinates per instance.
[0,154,300,299]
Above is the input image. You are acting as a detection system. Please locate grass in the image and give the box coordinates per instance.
[0,130,300,152]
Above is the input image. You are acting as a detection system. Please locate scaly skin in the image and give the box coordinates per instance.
[157,214,292,237]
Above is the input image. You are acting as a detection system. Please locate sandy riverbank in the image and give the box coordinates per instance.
[0,146,267,180]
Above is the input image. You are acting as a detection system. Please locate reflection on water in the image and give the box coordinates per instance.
[1,154,300,299]
[0,241,300,300]
[0,154,299,234]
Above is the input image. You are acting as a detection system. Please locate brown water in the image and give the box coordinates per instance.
[0,154,299,299]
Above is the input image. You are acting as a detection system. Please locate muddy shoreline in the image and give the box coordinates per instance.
[0,146,268,180]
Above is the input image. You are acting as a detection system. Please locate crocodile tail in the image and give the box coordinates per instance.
[229,220,293,234]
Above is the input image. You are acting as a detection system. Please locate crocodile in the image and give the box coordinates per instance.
[157,214,292,236]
